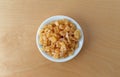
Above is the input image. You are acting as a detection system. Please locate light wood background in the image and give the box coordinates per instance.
[0,0,120,77]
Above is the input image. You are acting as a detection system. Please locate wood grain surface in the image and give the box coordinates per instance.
[0,0,120,77]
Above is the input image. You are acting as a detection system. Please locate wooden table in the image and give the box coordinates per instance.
[0,0,120,77]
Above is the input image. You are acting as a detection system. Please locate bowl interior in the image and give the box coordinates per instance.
[36,15,84,62]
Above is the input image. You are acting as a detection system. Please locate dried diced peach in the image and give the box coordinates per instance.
[74,29,80,40]
[49,36,57,43]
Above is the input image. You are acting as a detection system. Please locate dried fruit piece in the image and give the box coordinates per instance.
[49,36,57,43]
[74,29,81,40]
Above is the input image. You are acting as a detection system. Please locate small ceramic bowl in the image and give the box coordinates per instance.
[36,15,84,62]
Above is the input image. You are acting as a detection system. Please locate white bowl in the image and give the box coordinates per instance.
[36,15,84,62]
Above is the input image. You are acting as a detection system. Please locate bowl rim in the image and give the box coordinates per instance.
[36,15,84,62]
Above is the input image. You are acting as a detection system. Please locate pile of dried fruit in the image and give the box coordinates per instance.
[39,19,81,58]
